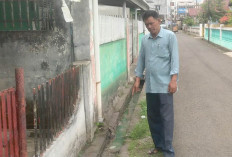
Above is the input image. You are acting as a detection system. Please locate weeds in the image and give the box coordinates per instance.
[128,99,164,157]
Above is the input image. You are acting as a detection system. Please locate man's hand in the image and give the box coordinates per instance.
[168,74,178,93]
[132,77,141,95]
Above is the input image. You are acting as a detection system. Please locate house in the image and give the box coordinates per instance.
[0,0,148,156]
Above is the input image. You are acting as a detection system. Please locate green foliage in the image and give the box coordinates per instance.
[220,10,232,25]
[96,122,104,128]
[197,0,226,23]
[129,119,150,140]
[229,16,232,24]
[229,0,232,6]
[183,17,194,26]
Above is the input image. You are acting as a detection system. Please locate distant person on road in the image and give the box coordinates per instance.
[132,10,179,157]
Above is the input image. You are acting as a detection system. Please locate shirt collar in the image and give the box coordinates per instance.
[148,27,164,39]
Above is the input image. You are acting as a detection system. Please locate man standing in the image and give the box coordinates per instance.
[132,10,179,157]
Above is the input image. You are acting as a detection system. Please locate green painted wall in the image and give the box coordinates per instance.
[204,28,232,50]
[100,39,127,109]
[100,33,144,109]
[100,33,144,92]
[139,33,144,50]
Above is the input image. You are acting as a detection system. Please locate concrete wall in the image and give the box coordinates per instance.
[72,0,92,61]
[0,0,93,97]
[139,33,145,50]
[99,16,144,115]
[99,5,130,17]
[0,0,97,156]
[43,64,93,157]
[185,26,200,36]
[204,26,232,50]
[0,1,72,98]
[99,15,125,44]
[100,39,127,110]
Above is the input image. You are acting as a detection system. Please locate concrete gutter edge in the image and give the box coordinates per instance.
[80,64,138,157]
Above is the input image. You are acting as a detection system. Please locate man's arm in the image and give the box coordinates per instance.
[132,77,141,95]
[168,74,178,93]
[132,38,145,95]
[169,33,179,93]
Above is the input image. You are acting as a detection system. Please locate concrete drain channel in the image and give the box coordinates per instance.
[103,80,145,155]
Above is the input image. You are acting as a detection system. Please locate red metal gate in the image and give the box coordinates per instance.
[0,68,27,157]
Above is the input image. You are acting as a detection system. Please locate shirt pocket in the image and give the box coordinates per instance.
[156,47,169,58]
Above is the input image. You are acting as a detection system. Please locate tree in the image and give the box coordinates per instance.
[229,0,232,6]
[197,0,226,23]
[183,16,194,26]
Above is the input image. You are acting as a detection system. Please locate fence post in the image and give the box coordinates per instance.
[220,24,223,41]
[15,68,28,157]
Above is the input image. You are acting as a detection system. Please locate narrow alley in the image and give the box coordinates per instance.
[1,0,232,157]
[99,32,232,157]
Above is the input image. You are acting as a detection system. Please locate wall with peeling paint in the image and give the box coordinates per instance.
[0,1,72,98]
[0,0,96,156]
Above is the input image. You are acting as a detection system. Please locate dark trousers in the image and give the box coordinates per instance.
[146,93,175,157]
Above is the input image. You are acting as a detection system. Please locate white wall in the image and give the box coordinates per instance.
[43,98,86,157]
[186,26,200,36]
[99,5,130,17]
[42,63,95,157]
[99,15,126,44]
[138,21,144,34]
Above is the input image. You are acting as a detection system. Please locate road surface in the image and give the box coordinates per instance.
[174,32,232,157]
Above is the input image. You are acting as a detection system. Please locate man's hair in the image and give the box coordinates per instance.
[142,10,159,21]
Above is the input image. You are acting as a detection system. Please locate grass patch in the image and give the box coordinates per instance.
[129,119,150,140]
[128,99,164,157]
[129,100,150,140]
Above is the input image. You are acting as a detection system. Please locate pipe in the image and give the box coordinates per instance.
[15,68,28,157]
[123,1,130,82]
[93,0,103,122]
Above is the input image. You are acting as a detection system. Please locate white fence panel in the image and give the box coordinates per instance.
[99,15,125,44]
[138,21,144,34]
[186,26,200,36]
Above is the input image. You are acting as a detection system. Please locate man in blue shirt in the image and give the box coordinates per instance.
[132,10,179,157]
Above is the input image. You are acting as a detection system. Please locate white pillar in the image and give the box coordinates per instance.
[93,0,103,122]
[135,8,138,20]
[220,24,223,41]
[123,1,127,18]
[200,24,203,37]
[123,1,130,82]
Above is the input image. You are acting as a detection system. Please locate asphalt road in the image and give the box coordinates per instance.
[174,32,232,157]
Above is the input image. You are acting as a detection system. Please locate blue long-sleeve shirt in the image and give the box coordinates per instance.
[135,27,179,93]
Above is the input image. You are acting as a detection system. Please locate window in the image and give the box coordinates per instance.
[0,0,54,31]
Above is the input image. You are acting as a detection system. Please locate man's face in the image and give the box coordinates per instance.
[144,16,161,37]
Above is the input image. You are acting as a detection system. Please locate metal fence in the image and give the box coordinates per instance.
[0,68,27,157]
[0,0,54,31]
[33,66,80,156]
[0,88,19,157]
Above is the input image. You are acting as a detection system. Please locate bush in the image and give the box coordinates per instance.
[220,11,232,25]
[220,16,230,24]
[183,17,194,26]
